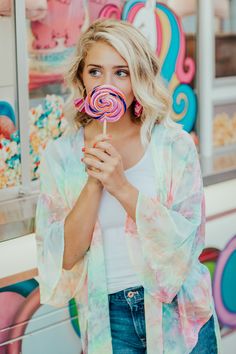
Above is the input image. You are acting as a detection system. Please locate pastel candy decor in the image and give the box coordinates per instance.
[31,0,86,49]
[0,101,16,125]
[99,3,121,19]
[69,298,81,337]
[0,102,17,140]
[0,279,38,298]
[0,102,16,140]
[0,280,38,353]
[29,0,87,90]
[213,235,236,328]
[6,289,40,354]
[0,280,82,353]
[0,292,25,353]
[29,95,68,180]
[0,116,16,140]
[199,247,220,280]
[88,0,124,22]
[172,83,197,133]
[0,95,67,189]
[122,0,197,132]
[130,0,157,51]
[199,244,236,332]
[0,132,21,189]
[0,0,47,20]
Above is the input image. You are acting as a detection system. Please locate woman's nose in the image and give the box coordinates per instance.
[101,72,114,86]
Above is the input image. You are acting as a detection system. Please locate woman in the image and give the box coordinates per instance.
[35,19,221,354]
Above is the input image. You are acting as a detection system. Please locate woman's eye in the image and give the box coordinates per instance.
[116,70,129,77]
[89,69,101,77]
[88,69,129,78]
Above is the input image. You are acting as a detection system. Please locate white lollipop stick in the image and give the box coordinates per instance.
[103,119,107,135]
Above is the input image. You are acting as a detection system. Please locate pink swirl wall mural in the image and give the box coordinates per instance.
[199,237,236,336]
[122,0,197,132]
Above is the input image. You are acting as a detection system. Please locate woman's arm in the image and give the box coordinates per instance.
[63,177,103,270]
[35,134,109,305]
[125,132,205,302]
[63,134,113,269]
[36,140,89,306]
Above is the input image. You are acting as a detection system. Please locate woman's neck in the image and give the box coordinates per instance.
[85,110,141,141]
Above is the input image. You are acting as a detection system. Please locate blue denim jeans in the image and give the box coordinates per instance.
[108,285,218,354]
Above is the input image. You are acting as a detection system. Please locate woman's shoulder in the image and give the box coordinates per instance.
[154,119,196,149]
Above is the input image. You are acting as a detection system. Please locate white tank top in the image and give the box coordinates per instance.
[98,142,156,294]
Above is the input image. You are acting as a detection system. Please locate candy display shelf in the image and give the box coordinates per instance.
[202,154,236,186]
[201,89,236,184]
[206,80,236,181]
[212,77,236,104]
[197,0,236,185]
[0,194,37,243]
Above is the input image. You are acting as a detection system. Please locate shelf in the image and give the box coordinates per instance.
[212,77,236,104]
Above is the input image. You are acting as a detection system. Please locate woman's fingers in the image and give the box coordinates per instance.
[93,141,119,157]
[91,133,112,148]
[84,147,111,162]
[82,156,104,171]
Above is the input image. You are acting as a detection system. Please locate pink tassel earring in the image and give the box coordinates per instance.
[134,99,143,118]
[74,97,85,112]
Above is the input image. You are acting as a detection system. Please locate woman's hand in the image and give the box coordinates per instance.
[82,136,128,196]
[83,133,111,190]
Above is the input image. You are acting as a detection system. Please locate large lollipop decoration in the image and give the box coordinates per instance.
[74,84,127,134]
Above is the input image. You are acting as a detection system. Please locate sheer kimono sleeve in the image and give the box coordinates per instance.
[35,141,88,307]
[126,132,205,303]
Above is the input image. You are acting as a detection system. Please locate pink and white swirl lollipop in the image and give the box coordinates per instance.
[74,84,127,134]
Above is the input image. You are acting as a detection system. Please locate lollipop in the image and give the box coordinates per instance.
[74,84,127,134]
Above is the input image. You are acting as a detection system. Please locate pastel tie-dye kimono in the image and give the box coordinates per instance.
[35,122,221,354]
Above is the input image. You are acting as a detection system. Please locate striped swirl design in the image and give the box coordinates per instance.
[84,84,127,122]
[122,1,197,132]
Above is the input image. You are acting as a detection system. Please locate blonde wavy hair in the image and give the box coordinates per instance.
[65,18,179,146]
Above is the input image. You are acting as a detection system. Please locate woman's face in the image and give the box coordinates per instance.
[81,41,135,110]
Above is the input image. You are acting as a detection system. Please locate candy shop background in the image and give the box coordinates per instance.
[0,1,236,353]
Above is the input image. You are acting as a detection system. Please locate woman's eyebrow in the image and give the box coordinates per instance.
[87,64,129,68]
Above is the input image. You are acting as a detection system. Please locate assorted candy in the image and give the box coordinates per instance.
[213,112,236,147]
[0,134,21,189]
[29,94,68,180]
[0,115,17,140]
[0,95,68,189]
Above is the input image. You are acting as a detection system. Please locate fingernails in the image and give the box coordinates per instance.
[93,143,97,148]
[81,157,84,162]
[81,147,85,152]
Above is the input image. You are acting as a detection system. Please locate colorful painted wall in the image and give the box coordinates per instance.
[0,231,236,353]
